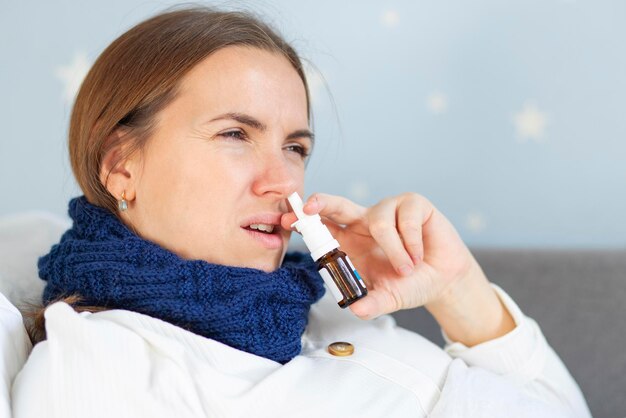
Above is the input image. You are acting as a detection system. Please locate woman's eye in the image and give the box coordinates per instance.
[285,144,310,159]
[219,130,246,140]
[218,131,309,159]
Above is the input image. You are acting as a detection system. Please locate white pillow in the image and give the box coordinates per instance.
[0,211,69,416]
[0,292,31,418]
[0,211,70,308]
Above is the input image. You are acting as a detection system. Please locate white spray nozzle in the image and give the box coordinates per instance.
[287,192,339,261]
[288,192,320,227]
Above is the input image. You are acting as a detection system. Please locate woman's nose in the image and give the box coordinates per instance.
[251,152,299,198]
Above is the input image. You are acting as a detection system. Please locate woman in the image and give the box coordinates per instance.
[12,6,590,417]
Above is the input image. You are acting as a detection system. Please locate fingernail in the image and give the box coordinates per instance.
[304,201,318,213]
[399,264,413,276]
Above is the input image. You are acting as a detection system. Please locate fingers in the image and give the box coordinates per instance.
[367,198,415,276]
[348,289,395,320]
[282,191,432,279]
[397,196,429,264]
[368,194,432,276]
[282,193,368,234]
[280,212,299,231]
[303,193,367,226]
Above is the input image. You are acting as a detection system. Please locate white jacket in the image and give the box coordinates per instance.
[11,284,591,418]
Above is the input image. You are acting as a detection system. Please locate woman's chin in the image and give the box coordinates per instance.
[235,251,285,272]
[244,260,280,272]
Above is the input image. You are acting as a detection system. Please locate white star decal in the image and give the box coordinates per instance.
[381,10,400,27]
[512,101,548,142]
[427,91,448,114]
[465,212,486,233]
[55,52,91,104]
[348,182,370,202]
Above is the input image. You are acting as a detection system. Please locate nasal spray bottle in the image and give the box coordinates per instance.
[288,192,368,308]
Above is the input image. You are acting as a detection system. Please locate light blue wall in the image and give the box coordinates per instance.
[1,0,624,248]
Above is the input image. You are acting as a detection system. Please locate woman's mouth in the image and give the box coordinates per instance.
[242,224,283,249]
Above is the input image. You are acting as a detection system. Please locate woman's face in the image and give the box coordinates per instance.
[116,46,311,272]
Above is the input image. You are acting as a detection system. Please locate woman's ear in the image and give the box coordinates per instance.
[99,129,140,203]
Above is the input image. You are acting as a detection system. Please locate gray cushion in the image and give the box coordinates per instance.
[392,248,626,418]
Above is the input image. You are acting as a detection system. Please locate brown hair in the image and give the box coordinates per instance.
[23,295,109,344]
[25,5,312,344]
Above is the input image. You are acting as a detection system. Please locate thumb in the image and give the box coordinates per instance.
[348,289,391,320]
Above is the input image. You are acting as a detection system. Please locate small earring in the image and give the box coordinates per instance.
[118,191,128,212]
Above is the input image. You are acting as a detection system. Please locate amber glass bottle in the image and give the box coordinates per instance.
[288,193,368,308]
[316,248,367,308]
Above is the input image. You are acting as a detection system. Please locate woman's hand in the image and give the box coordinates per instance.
[281,192,515,346]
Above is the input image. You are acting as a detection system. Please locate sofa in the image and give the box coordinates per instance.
[393,248,626,418]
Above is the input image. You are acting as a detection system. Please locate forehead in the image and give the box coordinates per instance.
[174,46,309,125]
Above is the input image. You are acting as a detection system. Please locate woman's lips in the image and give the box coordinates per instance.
[242,227,283,249]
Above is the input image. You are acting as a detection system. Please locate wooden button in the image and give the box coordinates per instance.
[327,341,354,356]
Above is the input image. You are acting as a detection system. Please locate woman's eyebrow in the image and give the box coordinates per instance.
[287,129,315,143]
[210,112,266,131]
[208,112,314,143]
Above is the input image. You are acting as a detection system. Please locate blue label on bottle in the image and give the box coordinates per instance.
[346,256,366,288]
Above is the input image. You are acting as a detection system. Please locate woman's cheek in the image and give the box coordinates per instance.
[200,150,255,193]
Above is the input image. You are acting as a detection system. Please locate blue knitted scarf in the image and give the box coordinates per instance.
[38,196,325,364]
